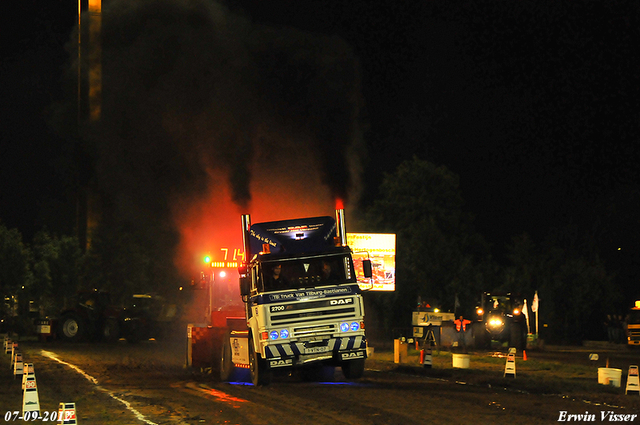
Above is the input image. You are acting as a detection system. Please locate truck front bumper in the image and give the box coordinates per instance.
[263,335,366,368]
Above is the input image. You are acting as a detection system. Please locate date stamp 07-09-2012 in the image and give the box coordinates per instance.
[3,410,70,422]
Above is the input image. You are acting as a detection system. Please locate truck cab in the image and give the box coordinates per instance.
[222,210,371,385]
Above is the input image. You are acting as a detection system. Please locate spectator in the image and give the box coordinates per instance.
[454,315,471,351]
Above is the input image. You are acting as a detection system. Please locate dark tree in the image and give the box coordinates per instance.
[364,157,493,329]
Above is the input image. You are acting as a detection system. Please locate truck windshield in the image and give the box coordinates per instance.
[259,255,355,292]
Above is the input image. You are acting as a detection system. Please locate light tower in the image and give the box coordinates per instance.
[77,0,102,123]
[76,0,102,251]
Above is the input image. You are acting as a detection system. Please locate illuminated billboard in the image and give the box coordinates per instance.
[347,233,396,291]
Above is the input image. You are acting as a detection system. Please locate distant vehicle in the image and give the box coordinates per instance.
[473,292,526,351]
[626,300,640,347]
[55,291,175,343]
[412,303,455,347]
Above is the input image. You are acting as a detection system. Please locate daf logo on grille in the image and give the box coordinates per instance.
[269,359,293,368]
[330,298,353,305]
[341,351,365,359]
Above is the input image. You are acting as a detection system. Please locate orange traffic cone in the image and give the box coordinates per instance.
[523,350,527,361]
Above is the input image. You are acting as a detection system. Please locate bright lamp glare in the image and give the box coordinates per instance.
[489,318,503,328]
[350,322,359,331]
[269,331,279,340]
[340,322,350,332]
[280,329,289,339]
[219,271,227,278]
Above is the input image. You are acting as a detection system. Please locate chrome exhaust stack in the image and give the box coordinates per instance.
[335,208,347,246]
[241,214,251,261]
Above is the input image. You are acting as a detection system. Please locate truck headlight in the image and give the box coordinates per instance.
[269,329,290,340]
[340,322,350,332]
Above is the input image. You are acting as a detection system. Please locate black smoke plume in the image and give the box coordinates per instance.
[62,0,366,299]
[89,0,364,217]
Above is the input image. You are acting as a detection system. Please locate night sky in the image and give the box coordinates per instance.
[230,1,640,254]
[2,0,640,274]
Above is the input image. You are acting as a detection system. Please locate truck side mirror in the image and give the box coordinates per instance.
[239,276,251,298]
[362,259,373,279]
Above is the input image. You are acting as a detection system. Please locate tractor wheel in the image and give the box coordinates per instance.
[249,341,271,386]
[59,313,87,342]
[341,358,365,379]
[220,332,237,382]
[123,318,146,343]
[103,318,120,342]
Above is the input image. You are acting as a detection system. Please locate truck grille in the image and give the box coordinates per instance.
[268,297,359,337]
[292,324,337,338]
[271,307,355,324]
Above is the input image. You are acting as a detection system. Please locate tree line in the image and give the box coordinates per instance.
[0,156,633,343]
[0,221,184,335]
[362,157,626,344]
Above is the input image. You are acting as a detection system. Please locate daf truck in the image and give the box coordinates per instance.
[218,209,371,385]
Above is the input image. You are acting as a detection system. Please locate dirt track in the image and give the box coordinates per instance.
[2,336,640,424]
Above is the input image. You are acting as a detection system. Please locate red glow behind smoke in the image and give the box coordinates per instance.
[173,163,337,280]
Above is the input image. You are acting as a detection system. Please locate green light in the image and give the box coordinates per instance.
[204,256,211,263]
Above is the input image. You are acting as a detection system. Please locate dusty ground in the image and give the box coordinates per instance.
[2,334,640,424]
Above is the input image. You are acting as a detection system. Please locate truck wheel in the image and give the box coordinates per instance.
[249,342,271,386]
[59,313,86,342]
[342,358,365,379]
[220,333,237,382]
[103,319,120,342]
[123,319,145,343]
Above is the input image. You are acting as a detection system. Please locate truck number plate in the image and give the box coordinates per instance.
[304,346,330,354]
